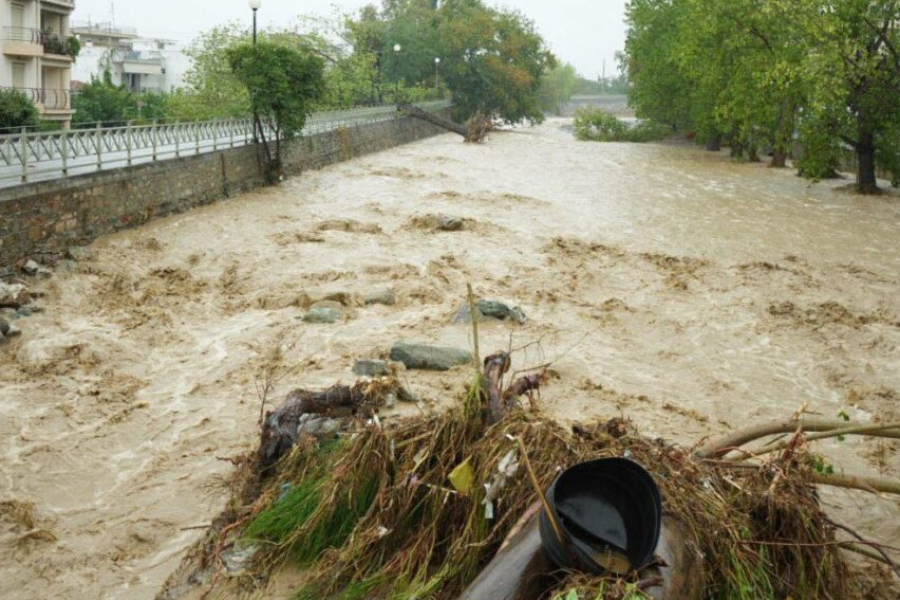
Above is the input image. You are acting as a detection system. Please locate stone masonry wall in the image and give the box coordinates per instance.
[0,113,449,271]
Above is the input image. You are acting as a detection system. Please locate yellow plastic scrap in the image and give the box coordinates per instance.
[448,458,475,495]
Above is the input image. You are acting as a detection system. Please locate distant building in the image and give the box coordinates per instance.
[0,0,77,128]
[71,20,189,94]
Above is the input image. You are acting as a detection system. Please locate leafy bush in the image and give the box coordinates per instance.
[0,89,40,132]
[73,75,138,127]
[573,107,670,143]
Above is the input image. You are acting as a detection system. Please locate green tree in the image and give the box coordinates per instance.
[227,41,326,181]
[539,62,578,115]
[173,23,251,121]
[72,73,137,126]
[797,0,900,192]
[437,0,554,124]
[0,89,40,132]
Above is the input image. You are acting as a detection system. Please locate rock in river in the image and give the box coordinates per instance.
[303,307,342,324]
[353,359,392,377]
[0,317,9,336]
[0,282,30,308]
[390,342,473,371]
[453,300,527,325]
[365,289,396,306]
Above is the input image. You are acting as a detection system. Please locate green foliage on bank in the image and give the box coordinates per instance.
[573,108,670,143]
[0,89,40,132]
[623,0,900,192]
[75,0,558,128]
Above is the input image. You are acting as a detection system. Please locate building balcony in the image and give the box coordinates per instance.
[3,87,73,112]
[2,27,44,57]
[40,0,76,10]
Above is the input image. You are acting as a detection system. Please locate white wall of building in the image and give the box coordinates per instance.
[72,32,191,94]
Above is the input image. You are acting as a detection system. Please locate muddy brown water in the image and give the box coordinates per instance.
[1,119,899,599]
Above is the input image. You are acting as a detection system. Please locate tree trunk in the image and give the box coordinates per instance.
[856,125,878,194]
[771,102,792,168]
[400,105,468,137]
[748,144,761,163]
[771,149,788,168]
[705,134,720,152]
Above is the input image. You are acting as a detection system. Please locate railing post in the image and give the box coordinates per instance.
[195,121,200,155]
[175,120,181,158]
[152,120,158,161]
[95,122,102,171]
[126,121,133,166]
[213,120,218,152]
[20,127,27,183]
[229,120,235,148]
[61,129,69,177]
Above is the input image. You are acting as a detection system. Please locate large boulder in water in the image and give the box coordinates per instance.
[390,342,472,371]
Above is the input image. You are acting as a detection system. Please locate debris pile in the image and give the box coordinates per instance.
[160,349,900,600]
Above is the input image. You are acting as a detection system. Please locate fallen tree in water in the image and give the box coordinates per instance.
[158,351,900,600]
[400,105,494,143]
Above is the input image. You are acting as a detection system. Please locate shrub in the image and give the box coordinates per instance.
[573,107,670,143]
[0,89,40,132]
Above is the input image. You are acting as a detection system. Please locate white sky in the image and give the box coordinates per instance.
[72,0,627,79]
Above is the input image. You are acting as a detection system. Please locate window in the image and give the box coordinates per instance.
[11,3,25,33]
[12,62,27,89]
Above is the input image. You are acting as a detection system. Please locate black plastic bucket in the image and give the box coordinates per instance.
[539,458,662,574]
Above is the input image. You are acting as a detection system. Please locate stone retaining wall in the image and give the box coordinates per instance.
[0,113,449,271]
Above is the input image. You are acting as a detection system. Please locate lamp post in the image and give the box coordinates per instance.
[434,57,441,91]
[249,0,261,46]
[248,0,262,143]
[393,43,402,100]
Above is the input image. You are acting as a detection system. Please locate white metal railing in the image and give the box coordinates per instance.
[0,100,451,186]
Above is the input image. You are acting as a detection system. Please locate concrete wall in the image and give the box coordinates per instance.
[0,113,448,272]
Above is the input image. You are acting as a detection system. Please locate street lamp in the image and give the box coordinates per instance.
[434,57,441,90]
[248,0,262,143]
[393,44,402,100]
[249,0,261,46]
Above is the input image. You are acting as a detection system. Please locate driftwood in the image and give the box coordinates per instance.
[258,383,380,474]
[482,352,547,424]
[694,417,900,460]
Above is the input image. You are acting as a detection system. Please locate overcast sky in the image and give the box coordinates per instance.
[72,1,627,78]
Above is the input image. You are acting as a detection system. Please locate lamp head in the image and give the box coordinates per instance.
[435,57,441,64]
[393,43,402,52]
[248,0,262,10]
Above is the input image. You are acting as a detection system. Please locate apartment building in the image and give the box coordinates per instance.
[1,0,76,128]
[72,20,189,94]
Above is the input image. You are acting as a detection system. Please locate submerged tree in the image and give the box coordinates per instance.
[227,42,325,182]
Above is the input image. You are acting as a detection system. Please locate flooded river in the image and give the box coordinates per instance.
[1,119,899,599]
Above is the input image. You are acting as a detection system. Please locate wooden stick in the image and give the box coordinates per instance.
[810,471,900,496]
[694,418,900,459]
[466,283,481,372]
[516,436,563,544]
[750,421,900,457]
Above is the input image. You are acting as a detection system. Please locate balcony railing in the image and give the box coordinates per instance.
[3,27,42,44]
[3,87,71,110]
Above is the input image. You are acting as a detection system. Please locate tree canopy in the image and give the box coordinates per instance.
[161,0,555,126]
[624,0,900,192]
[227,41,325,181]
